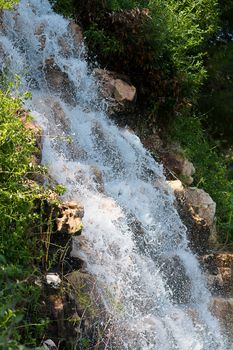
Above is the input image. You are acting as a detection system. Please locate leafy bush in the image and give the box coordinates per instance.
[0,88,50,349]
[172,112,233,244]
[199,42,233,146]
[0,0,19,9]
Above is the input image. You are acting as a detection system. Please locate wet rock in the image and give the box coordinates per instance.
[162,255,191,304]
[35,22,46,49]
[43,57,76,105]
[69,21,83,46]
[184,187,216,227]
[56,201,84,235]
[210,297,233,343]
[202,253,233,296]
[91,165,105,193]
[93,68,136,113]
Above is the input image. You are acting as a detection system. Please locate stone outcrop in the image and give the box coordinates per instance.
[167,179,184,193]
[93,68,136,113]
[56,201,84,235]
[210,297,233,343]
[160,150,195,185]
[162,255,191,304]
[184,187,216,228]
[69,21,83,45]
[43,57,76,104]
[202,253,233,296]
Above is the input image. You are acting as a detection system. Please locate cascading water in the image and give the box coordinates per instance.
[0,1,230,349]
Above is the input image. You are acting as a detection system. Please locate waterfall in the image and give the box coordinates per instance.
[0,1,229,349]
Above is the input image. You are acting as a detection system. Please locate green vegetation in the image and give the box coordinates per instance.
[0,87,51,349]
[172,112,233,245]
[0,0,19,9]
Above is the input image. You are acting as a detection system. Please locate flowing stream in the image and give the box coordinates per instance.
[0,1,230,349]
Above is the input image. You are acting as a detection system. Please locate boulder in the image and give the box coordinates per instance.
[113,78,136,102]
[167,179,184,193]
[184,188,216,227]
[160,150,195,185]
[69,21,83,46]
[93,68,136,113]
[161,255,191,304]
[202,253,233,296]
[210,297,233,343]
[43,57,76,104]
[56,201,84,235]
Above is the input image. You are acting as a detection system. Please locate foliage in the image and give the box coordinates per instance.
[50,0,74,17]
[0,0,19,9]
[199,41,233,146]
[172,111,233,243]
[0,87,50,349]
[84,23,123,57]
[164,0,219,97]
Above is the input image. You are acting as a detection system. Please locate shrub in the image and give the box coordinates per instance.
[172,111,233,245]
[0,87,50,349]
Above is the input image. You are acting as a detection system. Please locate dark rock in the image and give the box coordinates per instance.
[43,57,76,105]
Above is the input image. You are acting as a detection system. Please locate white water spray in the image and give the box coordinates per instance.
[0,1,229,348]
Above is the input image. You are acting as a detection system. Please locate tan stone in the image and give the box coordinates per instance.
[160,150,195,185]
[185,188,216,227]
[113,78,136,102]
[56,201,84,235]
[167,180,184,193]
[93,68,136,113]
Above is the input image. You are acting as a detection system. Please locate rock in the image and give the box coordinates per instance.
[161,255,191,304]
[93,68,136,113]
[56,201,84,235]
[202,253,233,296]
[210,297,233,343]
[43,57,76,104]
[43,339,58,350]
[160,150,195,185]
[175,195,211,254]
[91,165,104,192]
[167,179,184,193]
[113,78,136,103]
[35,22,46,49]
[46,273,62,288]
[69,21,83,46]
[184,187,216,227]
